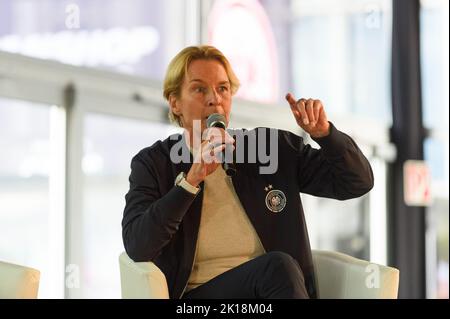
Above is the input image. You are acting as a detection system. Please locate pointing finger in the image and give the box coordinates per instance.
[285,93,297,107]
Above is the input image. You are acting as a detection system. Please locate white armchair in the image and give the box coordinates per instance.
[119,251,169,299]
[312,250,399,298]
[119,250,399,299]
[0,260,40,299]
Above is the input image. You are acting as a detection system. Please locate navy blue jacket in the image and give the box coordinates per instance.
[122,123,374,299]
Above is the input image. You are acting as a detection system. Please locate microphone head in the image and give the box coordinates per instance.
[206,113,226,129]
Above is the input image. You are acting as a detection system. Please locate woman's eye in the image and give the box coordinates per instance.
[195,87,205,93]
[219,86,229,92]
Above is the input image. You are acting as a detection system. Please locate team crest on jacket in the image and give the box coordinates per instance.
[265,187,287,213]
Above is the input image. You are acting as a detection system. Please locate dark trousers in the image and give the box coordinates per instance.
[182,251,310,299]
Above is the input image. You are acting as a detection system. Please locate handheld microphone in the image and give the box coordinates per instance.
[206,113,236,176]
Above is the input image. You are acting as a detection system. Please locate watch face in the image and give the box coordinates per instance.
[175,172,185,185]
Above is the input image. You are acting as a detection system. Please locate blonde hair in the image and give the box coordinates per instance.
[163,45,240,127]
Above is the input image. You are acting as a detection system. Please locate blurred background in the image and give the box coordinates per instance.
[0,0,447,299]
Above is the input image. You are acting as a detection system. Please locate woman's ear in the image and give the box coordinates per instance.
[169,94,182,116]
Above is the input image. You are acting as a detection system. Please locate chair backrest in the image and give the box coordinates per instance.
[0,260,40,298]
[312,250,399,299]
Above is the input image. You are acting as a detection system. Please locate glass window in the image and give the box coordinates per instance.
[205,0,392,126]
[81,113,179,298]
[0,98,61,298]
[304,195,370,260]
[421,0,447,132]
[421,0,449,299]
[290,0,392,123]
[0,0,188,81]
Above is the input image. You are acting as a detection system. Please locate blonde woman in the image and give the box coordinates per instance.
[122,45,374,299]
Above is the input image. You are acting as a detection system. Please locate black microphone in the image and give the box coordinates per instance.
[206,113,236,176]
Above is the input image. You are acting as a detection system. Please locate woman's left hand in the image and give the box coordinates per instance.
[285,93,330,138]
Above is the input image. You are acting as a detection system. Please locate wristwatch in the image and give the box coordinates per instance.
[175,172,200,195]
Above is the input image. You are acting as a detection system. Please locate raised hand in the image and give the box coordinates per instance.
[285,93,330,138]
[186,127,235,187]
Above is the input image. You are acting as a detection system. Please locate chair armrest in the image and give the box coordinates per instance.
[0,260,40,299]
[119,252,169,299]
[312,250,399,299]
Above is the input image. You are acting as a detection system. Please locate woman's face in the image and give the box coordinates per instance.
[169,59,232,139]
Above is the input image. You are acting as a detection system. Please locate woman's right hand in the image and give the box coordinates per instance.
[186,128,235,187]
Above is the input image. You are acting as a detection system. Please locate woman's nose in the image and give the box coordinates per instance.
[207,89,221,106]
